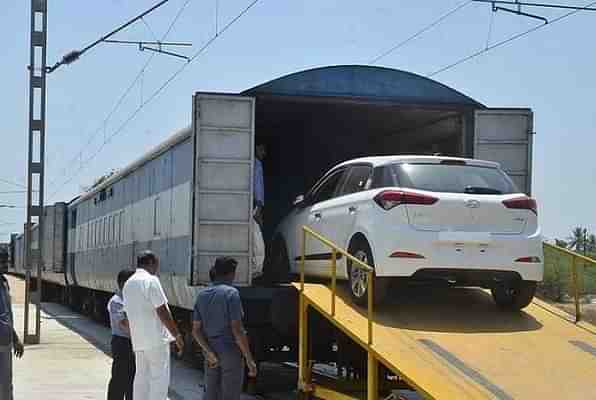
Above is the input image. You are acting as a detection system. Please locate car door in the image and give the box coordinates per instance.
[329,164,374,255]
[299,168,347,276]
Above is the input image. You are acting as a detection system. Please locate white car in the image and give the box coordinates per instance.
[271,155,543,310]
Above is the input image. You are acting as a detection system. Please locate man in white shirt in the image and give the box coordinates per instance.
[123,250,184,400]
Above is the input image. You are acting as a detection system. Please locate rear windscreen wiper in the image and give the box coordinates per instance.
[464,186,502,195]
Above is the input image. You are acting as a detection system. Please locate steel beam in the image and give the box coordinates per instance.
[24,0,47,345]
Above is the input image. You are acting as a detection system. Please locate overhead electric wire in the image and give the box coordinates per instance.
[0,178,27,189]
[47,0,194,191]
[369,0,474,65]
[472,0,596,11]
[428,0,596,77]
[141,17,160,42]
[48,0,261,201]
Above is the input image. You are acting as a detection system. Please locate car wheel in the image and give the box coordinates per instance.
[265,236,291,284]
[491,280,537,311]
[348,238,389,307]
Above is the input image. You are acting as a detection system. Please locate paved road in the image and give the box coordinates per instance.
[6,275,256,400]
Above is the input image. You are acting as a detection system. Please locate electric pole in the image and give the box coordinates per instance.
[23,0,48,344]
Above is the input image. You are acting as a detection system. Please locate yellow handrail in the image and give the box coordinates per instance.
[543,242,596,323]
[543,242,596,265]
[300,226,375,346]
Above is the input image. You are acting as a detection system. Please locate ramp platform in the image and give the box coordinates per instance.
[297,283,596,400]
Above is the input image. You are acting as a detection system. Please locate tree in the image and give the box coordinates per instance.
[568,227,589,255]
[555,239,568,248]
[587,234,596,255]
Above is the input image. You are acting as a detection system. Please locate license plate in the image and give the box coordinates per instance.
[437,232,492,245]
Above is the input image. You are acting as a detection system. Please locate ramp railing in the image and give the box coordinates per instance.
[543,242,596,323]
[298,226,379,400]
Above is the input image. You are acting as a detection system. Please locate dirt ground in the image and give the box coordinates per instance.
[556,302,596,325]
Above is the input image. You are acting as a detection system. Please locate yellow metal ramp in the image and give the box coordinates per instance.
[297,283,596,400]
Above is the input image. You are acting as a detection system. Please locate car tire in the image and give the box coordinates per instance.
[348,238,389,307]
[491,280,537,311]
[265,236,291,284]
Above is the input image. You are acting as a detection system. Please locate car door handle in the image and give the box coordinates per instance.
[348,206,358,214]
[314,212,322,221]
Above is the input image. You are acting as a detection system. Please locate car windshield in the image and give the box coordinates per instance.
[387,163,519,195]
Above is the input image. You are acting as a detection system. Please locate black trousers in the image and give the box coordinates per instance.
[107,335,135,400]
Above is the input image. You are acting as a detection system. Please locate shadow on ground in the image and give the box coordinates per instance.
[333,284,543,334]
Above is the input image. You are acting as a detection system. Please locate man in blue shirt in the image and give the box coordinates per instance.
[254,143,266,228]
[107,269,136,400]
[192,257,257,400]
[0,264,24,400]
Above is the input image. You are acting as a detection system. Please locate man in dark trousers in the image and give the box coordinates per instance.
[192,257,258,400]
[107,269,136,400]
[0,262,24,400]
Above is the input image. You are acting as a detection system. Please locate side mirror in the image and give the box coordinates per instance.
[293,195,305,206]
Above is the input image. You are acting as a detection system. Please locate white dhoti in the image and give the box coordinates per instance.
[133,344,171,400]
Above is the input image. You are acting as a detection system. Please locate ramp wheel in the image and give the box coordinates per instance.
[348,238,389,306]
[491,280,537,310]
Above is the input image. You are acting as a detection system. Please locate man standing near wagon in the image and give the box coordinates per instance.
[123,251,184,400]
[0,260,25,400]
[192,257,258,400]
[253,142,266,228]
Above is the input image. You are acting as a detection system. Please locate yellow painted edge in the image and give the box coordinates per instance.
[532,297,596,334]
[313,384,364,400]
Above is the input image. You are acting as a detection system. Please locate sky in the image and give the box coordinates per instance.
[1,0,595,243]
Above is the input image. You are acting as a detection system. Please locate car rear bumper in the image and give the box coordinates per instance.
[371,229,544,282]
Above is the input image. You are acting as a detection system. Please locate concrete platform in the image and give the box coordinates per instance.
[6,275,257,400]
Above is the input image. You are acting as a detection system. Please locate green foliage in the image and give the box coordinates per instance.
[541,229,596,302]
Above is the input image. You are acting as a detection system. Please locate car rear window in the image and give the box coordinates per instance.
[382,163,519,195]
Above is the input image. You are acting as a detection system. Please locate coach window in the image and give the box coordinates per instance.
[112,215,117,245]
[119,211,125,243]
[70,209,77,229]
[100,218,104,246]
[109,215,113,244]
[104,217,108,244]
[79,226,84,251]
[153,197,160,236]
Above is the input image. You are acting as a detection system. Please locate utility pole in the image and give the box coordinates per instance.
[24,0,48,344]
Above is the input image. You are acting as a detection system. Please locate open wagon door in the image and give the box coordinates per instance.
[474,109,533,195]
[191,94,255,286]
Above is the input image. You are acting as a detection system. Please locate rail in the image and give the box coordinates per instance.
[543,242,596,323]
[300,226,375,344]
[298,226,379,400]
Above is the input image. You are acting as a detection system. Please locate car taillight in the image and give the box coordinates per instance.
[502,196,537,215]
[374,190,438,210]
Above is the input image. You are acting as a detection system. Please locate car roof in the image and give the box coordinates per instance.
[333,155,500,169]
